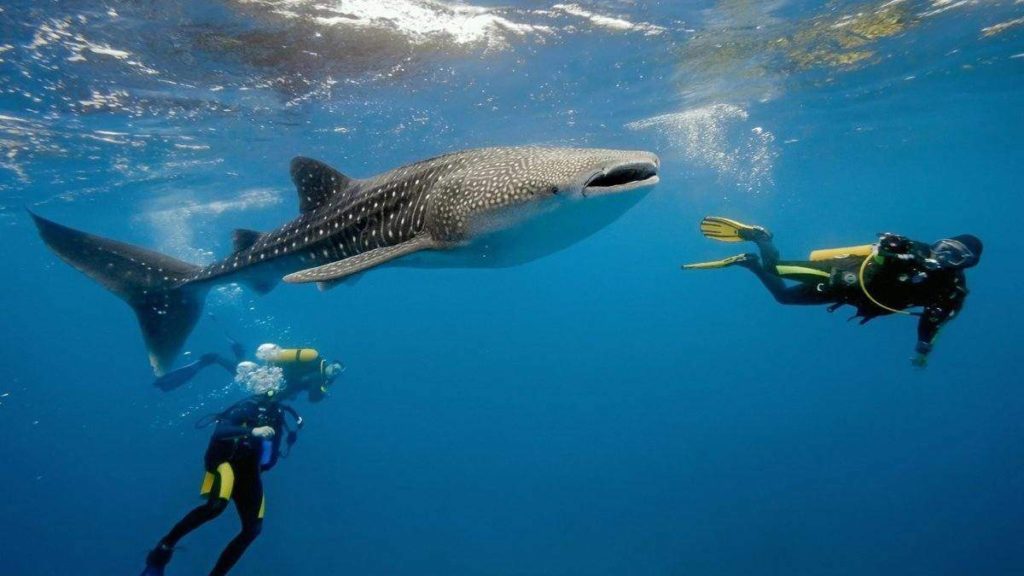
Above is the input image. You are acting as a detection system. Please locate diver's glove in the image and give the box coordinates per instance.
[911,341,932,368]
[252,426,276,438]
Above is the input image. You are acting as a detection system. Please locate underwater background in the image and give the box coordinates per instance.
[2,1,1023,574]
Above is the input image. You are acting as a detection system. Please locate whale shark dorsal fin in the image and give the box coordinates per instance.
[232,228,264,253]
[290,156,354,213]
[283,236,435,284]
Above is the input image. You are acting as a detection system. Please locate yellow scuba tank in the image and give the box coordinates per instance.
[269,348,320,363]
[808,244,874,261]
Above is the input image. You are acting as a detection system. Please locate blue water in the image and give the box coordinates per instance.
[2,1,1023,574]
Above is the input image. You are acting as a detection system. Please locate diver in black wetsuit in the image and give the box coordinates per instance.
[257,343,344,404]
[155,341,344,401]
[683,217,982,367]
[140,391,303,576]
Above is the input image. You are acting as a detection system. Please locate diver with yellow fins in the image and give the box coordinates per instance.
[683,217,983,367]
[140,344,343,576]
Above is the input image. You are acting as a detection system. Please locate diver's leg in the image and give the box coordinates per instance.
[159,497,229,546]
[144,468,232,573]
[227,337,246,363]
[210,354,238,374]
[752,237,781,270]
[209,466,264,576]
[159,465,235,547]
[740,258,833,306]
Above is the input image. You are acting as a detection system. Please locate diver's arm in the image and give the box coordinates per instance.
[211,421,251,441]
[307,386,327,403]
[912,292,965,367]
[210,404,260,440]
[214,423,275,440]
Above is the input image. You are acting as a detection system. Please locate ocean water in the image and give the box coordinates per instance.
[2,1,1023,574]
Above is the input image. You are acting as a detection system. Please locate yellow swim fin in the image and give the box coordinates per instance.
[681,253,756,270]
[699,216,771,243]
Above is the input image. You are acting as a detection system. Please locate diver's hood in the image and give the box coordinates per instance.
[932,234,982,269]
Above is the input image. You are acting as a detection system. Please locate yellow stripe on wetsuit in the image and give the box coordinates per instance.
[774,264,830,278]
[199,462,236,500]
[199,463,266,518]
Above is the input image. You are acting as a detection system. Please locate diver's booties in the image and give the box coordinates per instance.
[141,543,174,576]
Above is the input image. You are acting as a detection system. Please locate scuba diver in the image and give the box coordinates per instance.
[154,340,344,400]
[253,343,345,403]
[682,216,982,367]
[141,363,305,576]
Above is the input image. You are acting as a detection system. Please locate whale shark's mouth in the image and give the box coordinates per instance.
[581,161,660,197]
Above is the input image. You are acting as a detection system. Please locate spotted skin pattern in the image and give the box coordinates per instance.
[189,146,660,286]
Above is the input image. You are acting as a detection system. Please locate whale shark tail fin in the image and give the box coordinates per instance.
[29,211,208,376]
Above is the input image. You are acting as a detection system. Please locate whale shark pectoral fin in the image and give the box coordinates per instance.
[316,272,364,292]
[283,236,436,284]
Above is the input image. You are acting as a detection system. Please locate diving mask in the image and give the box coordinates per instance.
[931,238,977,269]
[321,361,345,391]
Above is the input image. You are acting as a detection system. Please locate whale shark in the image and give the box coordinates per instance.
[31,146,660,374]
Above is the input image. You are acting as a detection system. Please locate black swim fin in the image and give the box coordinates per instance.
[139,545,173,576]
[152,358,206,392]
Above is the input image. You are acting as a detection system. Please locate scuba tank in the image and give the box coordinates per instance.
[267,348,319,363]
[260,439,274,467]
[265,347,327,396]
[809,244,873,261]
